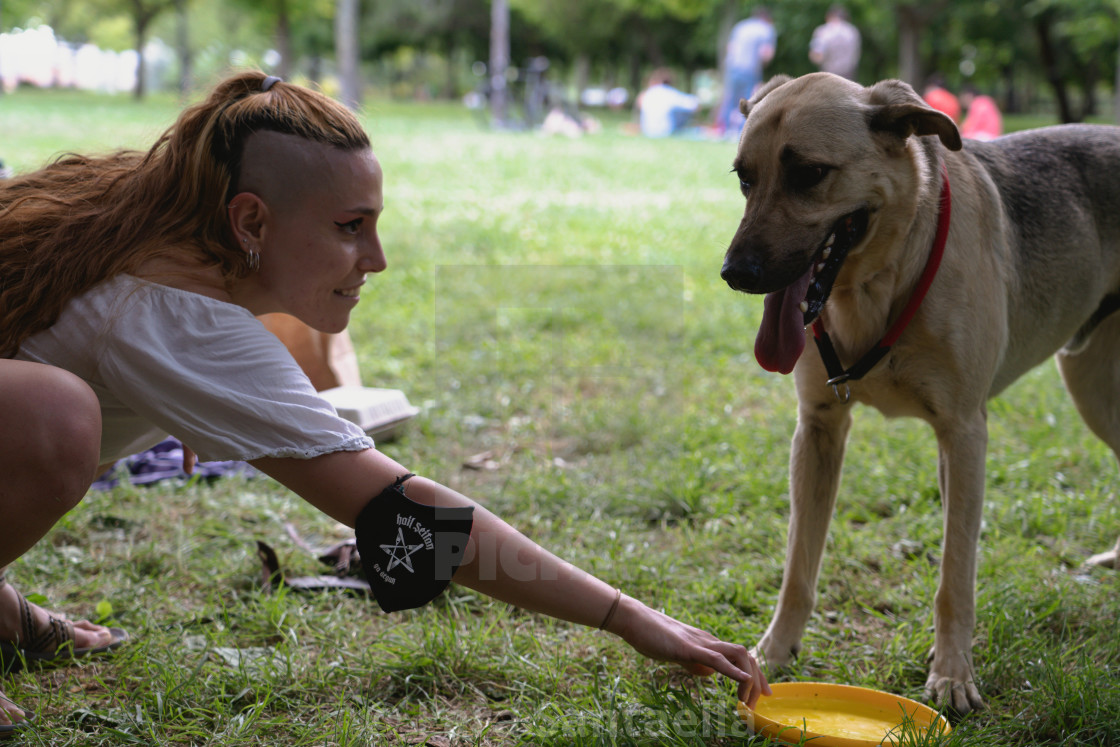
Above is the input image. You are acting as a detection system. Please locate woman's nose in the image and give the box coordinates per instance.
[360,236,387,273]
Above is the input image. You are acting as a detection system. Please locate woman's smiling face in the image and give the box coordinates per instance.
[231,131,387,332]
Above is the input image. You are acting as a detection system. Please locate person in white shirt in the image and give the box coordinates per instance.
[0,71,769,734]
[637,68,701,138]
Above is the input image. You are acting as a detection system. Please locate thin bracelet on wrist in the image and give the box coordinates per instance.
[599,587,623,630]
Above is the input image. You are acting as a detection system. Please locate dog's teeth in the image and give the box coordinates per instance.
[799,301,809,313]
[825,234,836,249]
[822,246,832,259]
[817,263,827,272]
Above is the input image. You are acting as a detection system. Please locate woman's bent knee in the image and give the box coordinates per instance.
[0,361,102,508]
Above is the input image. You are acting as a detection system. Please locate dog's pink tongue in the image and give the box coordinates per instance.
[754,270,812,374]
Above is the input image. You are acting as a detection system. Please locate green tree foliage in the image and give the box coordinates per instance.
[1024,0,1120,120]
[3,0,1119,120]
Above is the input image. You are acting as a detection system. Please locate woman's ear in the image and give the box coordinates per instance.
[227,192,268,246]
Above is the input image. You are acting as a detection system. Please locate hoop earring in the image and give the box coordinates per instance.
[246,248,260,271]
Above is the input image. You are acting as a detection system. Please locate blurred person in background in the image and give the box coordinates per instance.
[923,74,961,123]
[637,68,701,138]
[809,5,861,81]
[960,85,1003,141]
[715,6,776,137]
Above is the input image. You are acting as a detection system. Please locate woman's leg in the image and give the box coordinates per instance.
[0,360,112,727]
[0,360,102,564]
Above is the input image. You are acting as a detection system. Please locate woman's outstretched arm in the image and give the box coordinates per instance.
[253,447,770,707]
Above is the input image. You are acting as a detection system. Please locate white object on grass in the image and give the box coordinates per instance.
[319,386,420,441]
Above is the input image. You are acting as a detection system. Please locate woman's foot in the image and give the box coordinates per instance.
[0,688,29,732]
[0,579,123,668]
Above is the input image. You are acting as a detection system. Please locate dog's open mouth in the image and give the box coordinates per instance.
[754,208,869,374]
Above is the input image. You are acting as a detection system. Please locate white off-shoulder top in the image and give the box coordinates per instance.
[17,275,374,464]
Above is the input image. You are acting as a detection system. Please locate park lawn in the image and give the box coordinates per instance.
[1,87,1119,745]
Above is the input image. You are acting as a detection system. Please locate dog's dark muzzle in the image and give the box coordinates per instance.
[720,257,766,293]
[722,254,799,295]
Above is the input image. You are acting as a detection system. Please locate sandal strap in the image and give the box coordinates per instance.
[17,592,74,656]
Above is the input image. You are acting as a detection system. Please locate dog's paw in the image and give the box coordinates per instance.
[1084,545,1120,568]
[1082,535,1120,569]
[924,672,985,715]
[753,636,799,670]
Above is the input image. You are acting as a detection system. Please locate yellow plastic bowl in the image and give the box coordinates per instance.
[737,682,952,746]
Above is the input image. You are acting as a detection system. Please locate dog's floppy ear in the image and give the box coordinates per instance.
[865,79,962,151]
[740,75,792,120]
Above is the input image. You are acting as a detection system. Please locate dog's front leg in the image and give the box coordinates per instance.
[756,398,852,667]
[927,411,988,714]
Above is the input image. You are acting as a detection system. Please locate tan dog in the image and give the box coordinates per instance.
[720,72,1120,714]
[258,313,363,391]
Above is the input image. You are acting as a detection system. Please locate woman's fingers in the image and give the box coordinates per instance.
[664,625,771,707]
[181,444,197,474]
[614,600,771,707]
[688,632,771,708]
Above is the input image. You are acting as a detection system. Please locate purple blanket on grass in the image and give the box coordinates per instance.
[90,437,258,491]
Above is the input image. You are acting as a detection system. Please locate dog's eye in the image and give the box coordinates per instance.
[789,164,831,191]
[733,169,753,196]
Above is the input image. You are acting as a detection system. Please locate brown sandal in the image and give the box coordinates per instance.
[0,569,128,674]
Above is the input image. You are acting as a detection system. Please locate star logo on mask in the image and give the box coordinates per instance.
[380,527,425,573]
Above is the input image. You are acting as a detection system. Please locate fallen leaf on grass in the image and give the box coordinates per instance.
[463,450,500,471]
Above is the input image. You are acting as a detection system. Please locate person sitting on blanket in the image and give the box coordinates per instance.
[0,71,769,733]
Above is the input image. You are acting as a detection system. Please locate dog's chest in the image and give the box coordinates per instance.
[856,390,932,419]
[844,366,940,421]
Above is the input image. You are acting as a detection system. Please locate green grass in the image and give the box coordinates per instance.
[2,88,1119,745]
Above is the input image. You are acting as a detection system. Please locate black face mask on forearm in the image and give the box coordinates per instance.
[353,474,474,613]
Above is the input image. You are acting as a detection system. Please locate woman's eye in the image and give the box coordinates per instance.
[336,218,363,234]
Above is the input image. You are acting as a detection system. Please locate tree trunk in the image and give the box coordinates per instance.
[716,0,737,77]
[1001,64,1017,114]
[0,0,5,95]
[133,13,149,99]
[489,0,509,127]
[574,54,590,100]
[275,0,292,80]
[131,0,174,100]
[308,54,323,86]
[1115,29,1120,124]
[627,53,641,95]
[644,32,664,68]
[444,44,458,99]
[1080,64,1097,119]
[897,5,922,88]
[1035,14,1075,123]
[175,0,191,98]
[335,0,361,110]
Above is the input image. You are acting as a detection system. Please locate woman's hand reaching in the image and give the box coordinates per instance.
[605,594,771,708]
